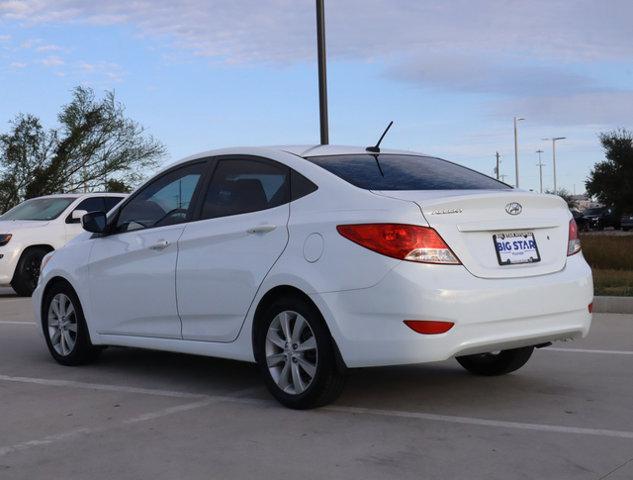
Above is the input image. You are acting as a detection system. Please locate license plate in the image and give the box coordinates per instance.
[493,232,541,265]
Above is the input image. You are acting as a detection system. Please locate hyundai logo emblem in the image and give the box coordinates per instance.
[505,202,522,215]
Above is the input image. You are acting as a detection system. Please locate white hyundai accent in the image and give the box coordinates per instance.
[33,146,593,409]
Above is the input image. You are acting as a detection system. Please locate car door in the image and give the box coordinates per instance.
[176,156,291,342]
[87,161,208,339]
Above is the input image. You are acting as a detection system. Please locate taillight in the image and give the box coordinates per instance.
[336,224,460,264]
[567,218,581,256]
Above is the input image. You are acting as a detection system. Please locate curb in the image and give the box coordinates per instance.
[594,296,633,314]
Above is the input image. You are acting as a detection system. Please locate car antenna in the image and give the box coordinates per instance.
[366,121,393,153]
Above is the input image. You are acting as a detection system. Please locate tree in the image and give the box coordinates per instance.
[586,129,633,213]
[0,87,165,212]
[545,188,577,210]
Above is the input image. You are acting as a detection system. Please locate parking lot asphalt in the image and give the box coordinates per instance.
[1,286,632,480]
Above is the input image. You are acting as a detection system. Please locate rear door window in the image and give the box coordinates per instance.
[306,154,510,190]
[201,158,289,219]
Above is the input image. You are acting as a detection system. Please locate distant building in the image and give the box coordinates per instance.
[571,194,601,211]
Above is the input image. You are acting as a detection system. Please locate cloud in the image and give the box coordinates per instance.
[40,55,64,67]
[36,43,63,52]
[9,60,26,68]
[1,0,633,64]
[386,54,599,97]
[1,0,631,128]
[496,91,633,126]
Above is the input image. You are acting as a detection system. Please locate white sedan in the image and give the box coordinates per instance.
[33,146,593,409]
[0,193,126,296]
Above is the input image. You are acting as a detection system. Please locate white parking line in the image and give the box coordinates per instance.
[325,406,633,440]
[0,321,36,325]
[0,384,261,457]
[0,374,208,399]
[546,347,633,356]
[0,398,217,456]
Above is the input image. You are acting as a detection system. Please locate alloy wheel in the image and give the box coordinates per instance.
[265,310,318,395]
[47,293,78,356]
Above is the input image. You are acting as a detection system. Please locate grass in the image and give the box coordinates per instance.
[580,234,633,296]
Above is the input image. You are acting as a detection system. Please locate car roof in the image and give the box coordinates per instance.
[32,193,128,200]
[179,144,430,163]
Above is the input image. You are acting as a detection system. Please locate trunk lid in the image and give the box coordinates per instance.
[373,190,570,279]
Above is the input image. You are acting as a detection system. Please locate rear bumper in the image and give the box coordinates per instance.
[312,254,593,368]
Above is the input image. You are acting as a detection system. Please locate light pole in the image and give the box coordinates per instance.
[513,116,524,188]
[316,0,329,145]
[536,149,545,193]
[543,137,566,192]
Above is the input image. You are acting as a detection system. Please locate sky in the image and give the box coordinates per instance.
[1,0,632,194]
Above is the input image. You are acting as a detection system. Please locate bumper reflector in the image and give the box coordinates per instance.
[404,320,454,335]
[588,302,593,313]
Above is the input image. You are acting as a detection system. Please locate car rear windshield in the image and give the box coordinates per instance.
[0,197,75,221]
[306,154,510,190]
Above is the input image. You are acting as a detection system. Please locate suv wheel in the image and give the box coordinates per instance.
[11,247,49,297]
[255,296,346,409]
[456,346,534,376]
[42,282,102,366]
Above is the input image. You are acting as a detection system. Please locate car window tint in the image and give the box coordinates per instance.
[306,154,510,190]
[291,170,318,200]
[201,159,289,219]
[74,197,106,213]
[103,196,125,212]
[116,163,205,232]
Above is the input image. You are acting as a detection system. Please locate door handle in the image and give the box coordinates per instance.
[149,239,170,251]
[247,224,277,234]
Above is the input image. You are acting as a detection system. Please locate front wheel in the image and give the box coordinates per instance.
[255,296,346,409]
[456,346,534,376]
[42,282,102,366]
[11,247,49,297]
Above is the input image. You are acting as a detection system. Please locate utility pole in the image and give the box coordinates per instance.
[495,151,501,180]
[536,149,545,194]
[316,0,329,145]
[543,136,566,193]
[513,116,524,188]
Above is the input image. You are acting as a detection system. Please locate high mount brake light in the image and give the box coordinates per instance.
[567,219,581,256]
[336,224,461,264]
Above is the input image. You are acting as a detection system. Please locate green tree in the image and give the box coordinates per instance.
[0,87,165,212]
[586,129,633,213]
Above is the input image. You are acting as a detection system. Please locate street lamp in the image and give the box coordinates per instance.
[536,149,545,194]
[542,137,566,192]
[513,117,524,188]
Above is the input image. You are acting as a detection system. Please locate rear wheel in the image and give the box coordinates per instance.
[456,346,534,376]
[42,282,101,366]
[11,247,49,297]
[255,296,346,409]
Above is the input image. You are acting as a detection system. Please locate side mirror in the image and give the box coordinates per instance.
[68,209,89,224]
[81,211,108,234]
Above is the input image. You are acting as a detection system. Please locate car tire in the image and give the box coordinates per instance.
[11,247,49,297]
[456,346,534,376]
[255,295,346,409]
[42,281,102,366]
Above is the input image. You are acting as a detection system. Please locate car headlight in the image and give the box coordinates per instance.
[0,234,12,246]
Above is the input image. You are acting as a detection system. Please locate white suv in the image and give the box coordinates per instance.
[0,193,126,296]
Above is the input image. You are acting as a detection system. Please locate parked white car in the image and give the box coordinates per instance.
[34,146,593,409]
[1,193,126,296]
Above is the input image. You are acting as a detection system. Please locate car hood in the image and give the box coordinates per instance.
[0,220,50,231]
